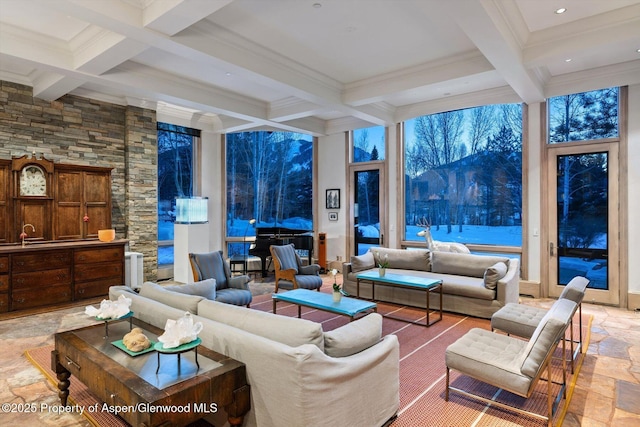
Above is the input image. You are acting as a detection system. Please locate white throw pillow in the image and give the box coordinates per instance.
[324,313,382,357]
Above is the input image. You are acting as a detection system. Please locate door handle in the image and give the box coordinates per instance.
[550,242,554,256]
[380,234,384,245]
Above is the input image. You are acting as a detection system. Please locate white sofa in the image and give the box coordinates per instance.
[109,283,399,427]
[342,247,520,319]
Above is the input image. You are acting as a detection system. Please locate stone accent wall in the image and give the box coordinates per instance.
[124,106,158,280]
[0,80,160,281]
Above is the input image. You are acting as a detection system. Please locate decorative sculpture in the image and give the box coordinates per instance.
[157,312,203,349]
[122,327,151,352]
[416,218,470,253]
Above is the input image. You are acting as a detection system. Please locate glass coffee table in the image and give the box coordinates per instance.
[356,270,443,326]
[272,288,377,321]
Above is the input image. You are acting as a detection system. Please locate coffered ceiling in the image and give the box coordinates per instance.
[1,0,639,136]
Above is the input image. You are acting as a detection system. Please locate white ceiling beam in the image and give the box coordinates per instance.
[268,97,327,122]
[435,0,545,104]
[143,0,234,36]
[343,52,494,106]
[74,29,148,75]
[32,72,86,101]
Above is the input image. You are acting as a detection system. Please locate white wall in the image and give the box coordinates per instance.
[316,133,348,263]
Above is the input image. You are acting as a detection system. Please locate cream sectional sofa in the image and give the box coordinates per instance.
[342,247,520,319]
[109,283,399,427]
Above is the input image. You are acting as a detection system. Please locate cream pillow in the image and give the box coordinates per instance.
[483,262,508,290]
[350,251,375,272]
[324,313,382,357]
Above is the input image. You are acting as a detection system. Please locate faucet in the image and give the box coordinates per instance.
[20,223,35,247]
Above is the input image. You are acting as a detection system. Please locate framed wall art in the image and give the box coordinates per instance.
[326,189,340,209]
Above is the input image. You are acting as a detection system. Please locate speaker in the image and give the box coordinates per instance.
[318,232,327,272]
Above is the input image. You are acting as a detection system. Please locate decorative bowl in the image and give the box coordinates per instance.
[98,229,116,242]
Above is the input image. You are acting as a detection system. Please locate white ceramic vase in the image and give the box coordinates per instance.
[332,291,342,303]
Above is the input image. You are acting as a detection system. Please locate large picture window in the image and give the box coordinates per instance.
[403,104,522,247]
[157,122,198,266]
[226,131,313,257]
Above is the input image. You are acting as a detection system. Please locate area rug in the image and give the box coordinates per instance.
[25,284,591,427]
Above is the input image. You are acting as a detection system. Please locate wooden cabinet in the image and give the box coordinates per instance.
[0,256,8,313]
[74,246,124,299]
[54,164,112,240]
[0,161,9,244]
[0,240,126,313]
[5,155,113,244]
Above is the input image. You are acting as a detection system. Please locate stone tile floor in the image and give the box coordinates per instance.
[0,295,638,426]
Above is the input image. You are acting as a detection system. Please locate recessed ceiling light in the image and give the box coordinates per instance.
[225,72,232,76]
[312,3,322,8]
[637,48,640,53]
[565,58,572,62]
[555,8,567,14]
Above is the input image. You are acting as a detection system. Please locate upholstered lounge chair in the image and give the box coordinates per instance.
[491,276,589,372]
[270,243,323,293]
[446,298,577,426]
[189,251,253,307]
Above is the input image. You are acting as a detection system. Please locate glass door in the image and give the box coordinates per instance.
[547,143,619,305]
[351,165,385,255]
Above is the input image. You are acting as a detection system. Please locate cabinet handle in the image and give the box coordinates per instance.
[65,356,81,371]
[16,278,24,284]
[17,298,25,303]
[16,261,25,266]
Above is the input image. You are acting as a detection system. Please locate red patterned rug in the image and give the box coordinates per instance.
[25,282,591,427]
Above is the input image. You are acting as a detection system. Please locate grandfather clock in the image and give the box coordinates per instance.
[12,153,54,242]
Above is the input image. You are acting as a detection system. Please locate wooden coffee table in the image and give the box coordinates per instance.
[52,318,250,427]
[356,270,443,327]
[272,288,377,321]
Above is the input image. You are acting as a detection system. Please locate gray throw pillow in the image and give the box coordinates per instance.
[350,251,375,272]
[483,262,508,290]
[163,278,217,300]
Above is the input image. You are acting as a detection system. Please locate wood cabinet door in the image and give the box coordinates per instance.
[55,169,83,240]
[84,171,111,238]
[0,162,9,243]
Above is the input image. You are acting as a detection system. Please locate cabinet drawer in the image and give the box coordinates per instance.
[0,256,8,273]
[0,293,8,312]
[75,262,123,282]
[12,268,72,290]
[12,284,71,310]
[74,247,123,264]
[12,251,72,272]
[75,277,122,299]
[0,274,7,292]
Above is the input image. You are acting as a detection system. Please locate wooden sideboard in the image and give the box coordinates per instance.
[0,239,126,313]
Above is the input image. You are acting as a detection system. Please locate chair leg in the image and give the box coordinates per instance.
[547,361,553,427]
[445,367,450,401]
[274,278,279,293]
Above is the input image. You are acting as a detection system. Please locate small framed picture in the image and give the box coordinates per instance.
[326,189,340,209]
[328,212,338,221]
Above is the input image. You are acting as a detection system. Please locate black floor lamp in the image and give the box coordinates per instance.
[242,219,256,274]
